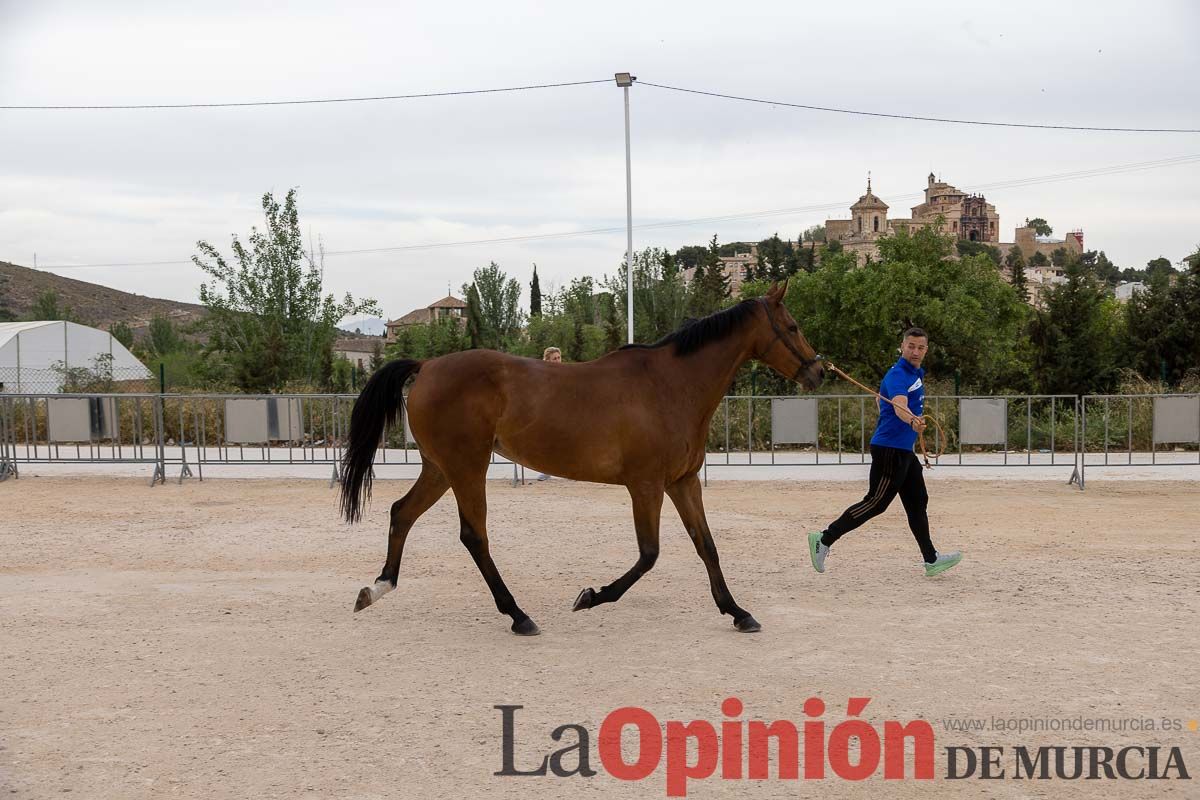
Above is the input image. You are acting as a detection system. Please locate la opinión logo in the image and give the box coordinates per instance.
[494,697,935,797]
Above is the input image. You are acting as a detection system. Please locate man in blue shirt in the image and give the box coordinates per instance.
[808,328,962,577]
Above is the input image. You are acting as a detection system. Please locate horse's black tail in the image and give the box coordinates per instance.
[340,358,421,523]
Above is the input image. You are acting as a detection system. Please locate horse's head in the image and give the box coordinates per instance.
[750,280,825,390]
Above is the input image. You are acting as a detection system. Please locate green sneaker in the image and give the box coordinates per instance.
[808,532,829,573]
[924,550,962,577]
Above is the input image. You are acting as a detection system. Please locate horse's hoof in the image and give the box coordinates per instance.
[572,587,596,612]
[353,587,373,612]
[734,615,762,633]
[511,618,541,636]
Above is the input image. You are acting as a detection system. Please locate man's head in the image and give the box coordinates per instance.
[900,327,929,369]
[543,346,562,363]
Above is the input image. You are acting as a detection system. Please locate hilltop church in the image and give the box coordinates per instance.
[825,172,1083,267]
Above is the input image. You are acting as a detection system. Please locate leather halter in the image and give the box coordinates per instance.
[758,298,822,384]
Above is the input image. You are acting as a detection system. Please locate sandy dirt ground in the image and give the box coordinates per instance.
[1,476,1198,799]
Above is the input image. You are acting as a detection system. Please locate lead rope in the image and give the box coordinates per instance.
[821,359,946,469]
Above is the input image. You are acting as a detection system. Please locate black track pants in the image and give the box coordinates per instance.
[820,444,937,564]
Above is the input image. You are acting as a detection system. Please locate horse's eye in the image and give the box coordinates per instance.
[788,325,799,333]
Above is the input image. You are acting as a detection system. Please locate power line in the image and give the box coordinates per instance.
[29,153,1200,269]
[639,81,1200,134]
[9,75,1196,135]
[0,80,611,110]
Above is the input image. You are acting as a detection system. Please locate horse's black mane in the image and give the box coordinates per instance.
[620,299,759,357]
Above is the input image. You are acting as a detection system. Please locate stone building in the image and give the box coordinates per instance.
[680,247,759,295]
[332,336,382,371]
[824,172,1082,268]
[826,173,1002,265]
[1012,224,1085,264]
[384,295,467,342]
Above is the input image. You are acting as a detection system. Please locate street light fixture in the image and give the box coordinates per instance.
[615,71,636,343]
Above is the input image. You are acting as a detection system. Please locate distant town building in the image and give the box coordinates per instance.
[676,171,1092,309]
[1022,264,1069,309]
[825,172,1084,268]
[680,248,759,296]
[1115,281,1148,303]
[332,337,381,371]
[385,295,467,341]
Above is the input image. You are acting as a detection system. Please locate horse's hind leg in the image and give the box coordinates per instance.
[450,467,540,636]
[572,482,663,613]
[354,462,449,612]
[666,473,759,632]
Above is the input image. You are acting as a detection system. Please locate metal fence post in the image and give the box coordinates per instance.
[150,394,166,486]
[1069,395,1084,490]
[0,397,16,481]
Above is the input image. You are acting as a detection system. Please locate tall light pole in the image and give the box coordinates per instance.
[615,72,636,343]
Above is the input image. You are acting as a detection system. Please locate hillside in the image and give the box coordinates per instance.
[0,261,207,332]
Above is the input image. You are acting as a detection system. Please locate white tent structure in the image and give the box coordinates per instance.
[0,321,152,393]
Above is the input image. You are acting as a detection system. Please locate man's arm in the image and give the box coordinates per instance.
[891,395,927,433]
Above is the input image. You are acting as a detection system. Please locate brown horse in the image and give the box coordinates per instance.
[339,280,824,635]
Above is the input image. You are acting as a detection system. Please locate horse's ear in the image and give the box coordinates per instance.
[767,278,789,304]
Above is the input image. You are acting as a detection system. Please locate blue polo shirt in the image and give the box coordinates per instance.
[870,357,925,451]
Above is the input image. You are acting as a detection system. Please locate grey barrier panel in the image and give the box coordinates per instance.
[771,398,818,444]
[1153,396,1200,444]
[48,397,118,442]
[225,398,304,443]
[959,398,1007,445]
[267,398,304,441]
[225,398,270,443]
[48,398,92,442]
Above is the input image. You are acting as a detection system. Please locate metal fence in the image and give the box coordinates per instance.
[701,393,1083,484]
[706,393,1079,461]
[0,365,157,395]
[0,392,167,484]
[5,390,1196,490]
[0,392,527,486]
[1077,394,1200,489]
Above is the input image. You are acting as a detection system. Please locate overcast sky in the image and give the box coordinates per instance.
[2,0,1198,323]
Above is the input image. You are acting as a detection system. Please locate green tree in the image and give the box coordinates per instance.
[462,262,522,351]
[1029,251,1049,267]
[1027,218,1053,237]
[1050,247,1069,268]
[369,340,384,373]
[600,247,689,345]
[600,291,623,352]
[464,283,484,348]
[687,235,731,318]
[144,315,184,359]
[529,264,542,317]
[1145,257,1176,283]
[1030,258,1122,394]
[1005,246,1028,303]
[384,318,469,361]
[193,189,378,392]
[1080,250,1120,284]
[787,226,1030,391]
[756,234,789,281]
[801,225,826,243]
[673,245,709,271]
[330,357,354,393]
[0,273,14,321]
[1124,254,1200,385]
[956,239,1002,265]
[29,289,75,322]
[108,321,135,349]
